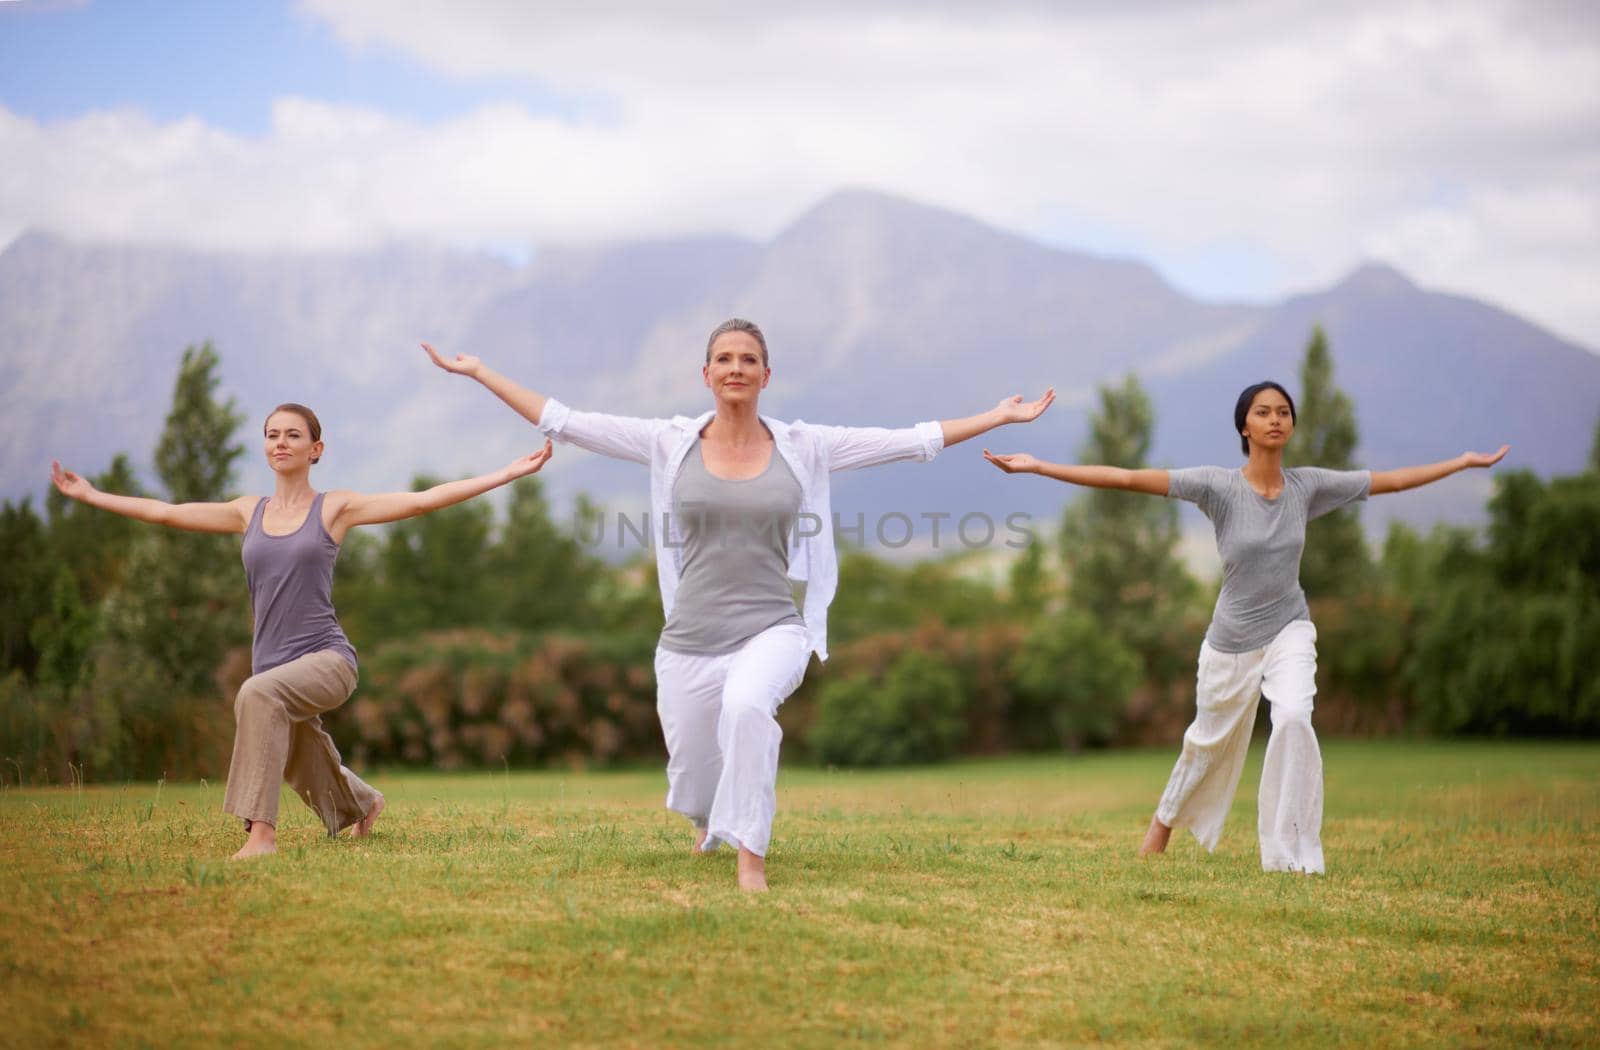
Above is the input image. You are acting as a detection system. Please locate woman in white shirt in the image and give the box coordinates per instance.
[425,319,1053,890]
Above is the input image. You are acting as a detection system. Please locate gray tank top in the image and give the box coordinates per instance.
[241,492,357,674]
[659,441,805,654]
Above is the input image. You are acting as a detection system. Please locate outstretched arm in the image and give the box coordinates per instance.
[328,441,553,541]
[422,343,548,427]
[816,388,1051,474]
[982,451,1170,496]
[940,389,1056,447]
[50,461,249,533]
[421,343,659,464]
[1369,445,1509,495]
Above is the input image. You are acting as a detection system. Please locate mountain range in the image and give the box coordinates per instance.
[4,189,1597,558]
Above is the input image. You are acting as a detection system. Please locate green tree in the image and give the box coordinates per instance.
[490,477,604,631]
[30,566,99,692]
[1011,607,1140,750]
[1284,325,1371,596]
[828,550,1006,646]
[1405,469,1600,735]
[0,498,51,676]
[45,454,146,607]
[1007,536,1050,620]
[155,343,245,503]
[373,475,496,637]
[1059,375,1198,690]
[111,343,248,696]
[3,456,156,783]
[7,455,149,691]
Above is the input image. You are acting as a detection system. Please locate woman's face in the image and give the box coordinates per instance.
[703,331,770,404]
[1242,388,1295,454]
[263,411,322,474]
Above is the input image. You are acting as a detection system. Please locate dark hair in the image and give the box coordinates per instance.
[265,403,323,465]
[1233,381,1295,455]
[705,318,769,367]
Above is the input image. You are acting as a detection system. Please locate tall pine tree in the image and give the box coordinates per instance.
[112,343,248,696]
[1284,326,1371,596]
[1059,375,1198,689]
[1006,536,1051,620]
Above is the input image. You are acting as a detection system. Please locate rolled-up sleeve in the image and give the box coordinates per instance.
[814,420,945,473]
[538,396,661,465]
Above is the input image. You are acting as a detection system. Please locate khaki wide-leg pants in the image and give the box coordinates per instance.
[222,649,379,836]
[653,623,812,857]
[1154,619,1325,873]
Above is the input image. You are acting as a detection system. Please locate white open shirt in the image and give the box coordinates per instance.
[537,397,945,662]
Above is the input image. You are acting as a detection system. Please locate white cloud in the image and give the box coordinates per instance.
[2,0,1597,346]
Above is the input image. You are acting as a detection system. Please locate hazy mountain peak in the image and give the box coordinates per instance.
[786,186,956,227]
[1334,262,1417,297]
[777,186,1176,301]
[775,186,1012,260]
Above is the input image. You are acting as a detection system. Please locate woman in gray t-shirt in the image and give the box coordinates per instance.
[986,380,1506,873]
[52,402,553,861]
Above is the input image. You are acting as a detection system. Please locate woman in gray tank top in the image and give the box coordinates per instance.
[986,380,1506,873]
[51,402,553,861]
[424,320,1054,891]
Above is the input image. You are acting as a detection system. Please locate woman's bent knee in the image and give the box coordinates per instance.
[1268,698,1315,729]
[233,678,279,720]
[722,698,775,731]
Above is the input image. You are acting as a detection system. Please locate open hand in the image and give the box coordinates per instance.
[995,388,1055,425]
[507,440,554,479]
[982,449,1041,475]
[50,460,94,501]
[421,342,482,378]
[1463,445,1510,468]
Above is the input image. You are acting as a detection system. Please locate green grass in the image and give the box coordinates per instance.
[2,741,1596,1048]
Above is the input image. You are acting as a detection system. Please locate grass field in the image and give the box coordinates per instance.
[2,741,1596,1048]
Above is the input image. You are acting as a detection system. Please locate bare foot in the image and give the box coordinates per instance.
[1139,815,1172,857]
[231,821,277,861]
[736,847,768,892]
[353,794,385,837]
[692,827,708,854]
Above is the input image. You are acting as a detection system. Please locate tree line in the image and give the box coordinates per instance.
[2,335,1597,782]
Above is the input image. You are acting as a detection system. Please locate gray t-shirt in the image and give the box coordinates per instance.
[1167,466,1371,653]
[658,441,805,655]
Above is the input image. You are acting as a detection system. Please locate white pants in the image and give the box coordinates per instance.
[653,623,811,857]
[1155,619,1325,873]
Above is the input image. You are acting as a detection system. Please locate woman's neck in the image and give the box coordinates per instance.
[270,473,316,506]
[1242,448,1285,491]
[704,400,767,445]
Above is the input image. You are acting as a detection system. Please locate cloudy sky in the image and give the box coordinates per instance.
[3,0,1597,349]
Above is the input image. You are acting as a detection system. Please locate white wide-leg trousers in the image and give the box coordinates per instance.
[653,623,811,858]
[1154,619,1325,873]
